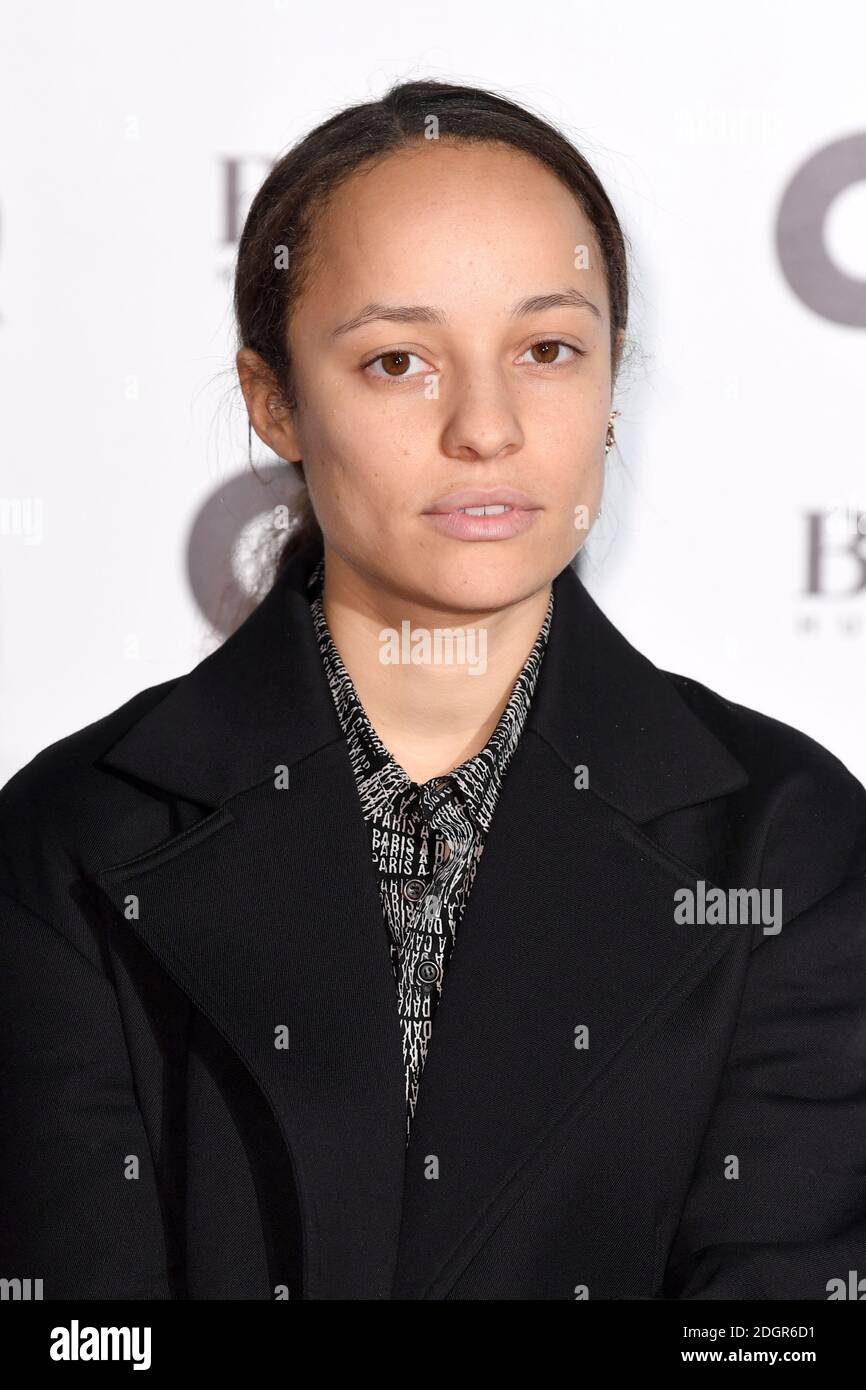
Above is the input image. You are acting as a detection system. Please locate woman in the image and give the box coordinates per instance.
[1,80,865,1302]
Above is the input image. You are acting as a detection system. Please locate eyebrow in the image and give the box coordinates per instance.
[329,286,602,338]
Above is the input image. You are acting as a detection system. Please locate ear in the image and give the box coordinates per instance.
[236,347,302,461]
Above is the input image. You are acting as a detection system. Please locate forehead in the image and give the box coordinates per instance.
[296,141,609,324]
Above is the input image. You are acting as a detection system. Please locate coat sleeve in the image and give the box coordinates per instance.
[0,888,174,1298]
[664,870,866,1299]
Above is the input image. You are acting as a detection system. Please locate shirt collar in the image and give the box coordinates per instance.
[306,555,553,834]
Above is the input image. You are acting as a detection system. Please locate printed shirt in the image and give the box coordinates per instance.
[306,555,554,1140]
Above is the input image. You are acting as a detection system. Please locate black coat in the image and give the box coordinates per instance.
[2,551,865,1301]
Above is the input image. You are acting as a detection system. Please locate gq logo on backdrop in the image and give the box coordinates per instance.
[186,461,299,637]
[777,132,866,326]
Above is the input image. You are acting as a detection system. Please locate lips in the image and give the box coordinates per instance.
[425,487,541,515]
[422,502,541,542]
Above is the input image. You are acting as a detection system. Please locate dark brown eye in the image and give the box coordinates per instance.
[520,339,583,369]
[363,349,429,383]
[379,351,411,376]
[531,341,562,364]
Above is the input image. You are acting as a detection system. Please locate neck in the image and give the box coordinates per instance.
[317,548,552,785]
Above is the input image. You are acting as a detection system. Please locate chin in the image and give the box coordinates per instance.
[415,553,560,614]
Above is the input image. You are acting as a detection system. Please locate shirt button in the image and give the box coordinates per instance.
[403,878,427,903]
[415,958,441,989]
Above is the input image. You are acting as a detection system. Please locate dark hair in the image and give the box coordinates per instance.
[233,79,631,584]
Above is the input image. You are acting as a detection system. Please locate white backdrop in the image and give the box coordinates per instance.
[2,0,865,788]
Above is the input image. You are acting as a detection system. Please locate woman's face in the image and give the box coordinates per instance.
[251,140,621,612]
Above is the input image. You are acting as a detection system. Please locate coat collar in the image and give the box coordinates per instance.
[98,545,747,823]
[91,545,750,1300]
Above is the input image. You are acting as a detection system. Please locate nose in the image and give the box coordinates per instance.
[439,366,525,462]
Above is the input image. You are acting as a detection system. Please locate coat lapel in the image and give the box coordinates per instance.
[391,564,751,1297]
[91,555,408,1299]
[89,546,750,1299]
[93,754,408,1299]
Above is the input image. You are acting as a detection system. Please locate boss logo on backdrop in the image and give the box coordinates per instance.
[214,156,274,283]
[804,507,866,595]
[795,507,866,637]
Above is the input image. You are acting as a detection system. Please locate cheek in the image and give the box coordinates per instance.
[533,437,603,542]
[309,411,418,507]
[534,378,607,447]
[568,462,605,544]
[542,421,605,492]
[304,442,403,543]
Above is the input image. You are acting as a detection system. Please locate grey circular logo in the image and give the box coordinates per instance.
[186,462,299,635]
[777,132,866,326]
